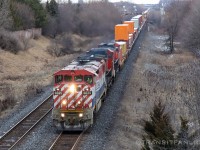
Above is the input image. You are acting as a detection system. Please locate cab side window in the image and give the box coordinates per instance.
[84,75,93,84]
[55,75,63,83]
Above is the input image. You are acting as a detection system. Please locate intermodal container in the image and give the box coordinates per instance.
[115,24,129,41]
[115,41,127,61]
[123,21,134,34]
[131,15,143,30]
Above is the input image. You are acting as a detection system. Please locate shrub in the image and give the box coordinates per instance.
[47,35,75,57]
[33,31,41,39]
[0,84,16,113]
[47,40,62,57]
[142,101,175,149]
[0,30,23,54]
[61,35,74,55]
[25,82,43,99]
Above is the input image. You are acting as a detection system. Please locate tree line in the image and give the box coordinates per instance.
[0,0,46,30]
[0,0,121,53]
[0,0,121,36]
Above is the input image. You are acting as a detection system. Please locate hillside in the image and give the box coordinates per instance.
[0,34,105,116]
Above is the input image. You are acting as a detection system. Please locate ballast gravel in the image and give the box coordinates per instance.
[0,86,52,138]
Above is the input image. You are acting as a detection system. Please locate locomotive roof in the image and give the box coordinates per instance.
[90,47,110,51]
[98,43,116,50]
[89,48,114,54]
[59,59,104,76]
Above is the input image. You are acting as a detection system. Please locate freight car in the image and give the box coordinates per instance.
[52,10,149,131]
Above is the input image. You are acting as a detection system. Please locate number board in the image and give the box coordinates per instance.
[54,91,63,95]
[82,91,92,95]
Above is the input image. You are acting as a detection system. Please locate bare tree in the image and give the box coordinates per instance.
[163,0,190,53]
[43,1,121,37]
[57,3,75,33]
[148,9,161,26]
[76,2,121,37]
[179,0,200,53]
[43,15,59,38]
[163,1,179,53]
[12,2,35,30]
[0,0,12,29]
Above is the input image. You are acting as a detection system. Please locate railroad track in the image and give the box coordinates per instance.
[49,129,86,150]
[0,94,53,150]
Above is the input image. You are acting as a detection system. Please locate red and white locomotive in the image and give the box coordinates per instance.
[52,56,107,130]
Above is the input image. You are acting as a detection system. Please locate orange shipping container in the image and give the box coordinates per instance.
[123,21,134,34]
[115,24,129,41]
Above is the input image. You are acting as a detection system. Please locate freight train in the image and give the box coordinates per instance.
[52,10,149,131]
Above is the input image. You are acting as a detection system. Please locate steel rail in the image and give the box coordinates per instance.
[49,128,88,150]
[0,94,53,150]
[9,108,52,150]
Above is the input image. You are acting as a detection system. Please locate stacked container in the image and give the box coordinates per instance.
[115,24,129,41]
[115,41,127,64]
[131,15,143,32]
[115,24,129,57]
[123,21,135,50]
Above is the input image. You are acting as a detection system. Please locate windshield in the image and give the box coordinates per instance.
[74,75,83,82]
[64,75,72,82]
[89,50,107,57]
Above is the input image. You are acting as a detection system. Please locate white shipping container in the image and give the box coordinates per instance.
[131,18,139,29]
[132,15,143,30]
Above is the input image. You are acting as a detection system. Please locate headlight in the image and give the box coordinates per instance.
[61,113,65,118]
[85,87,89,91]
[69,84,75,93]
[62,100,67,105]
[79,113,83,117]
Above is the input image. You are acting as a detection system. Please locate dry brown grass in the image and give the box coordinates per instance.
[106,31,200,149]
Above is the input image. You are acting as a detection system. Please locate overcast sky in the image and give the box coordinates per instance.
[42,0,160,4]
[132,0,160,4]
